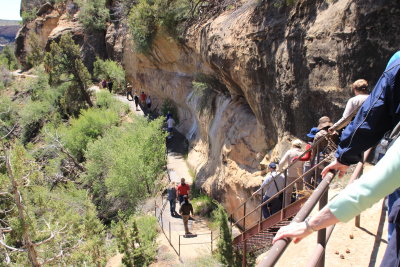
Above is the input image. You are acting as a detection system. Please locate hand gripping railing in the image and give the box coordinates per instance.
[258,171,337,266]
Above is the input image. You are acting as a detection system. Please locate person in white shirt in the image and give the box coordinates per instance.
[167,117,175,139]
[279,139,304,206]
[253,163,285,219]
[329,79,369,132]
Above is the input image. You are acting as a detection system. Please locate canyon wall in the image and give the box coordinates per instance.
[16,0,400,219]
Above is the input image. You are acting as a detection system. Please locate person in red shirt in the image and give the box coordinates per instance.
[177,178,190,204]
[140,91,147,104]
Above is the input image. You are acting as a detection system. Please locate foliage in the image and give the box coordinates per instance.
[26,33,45,68]
[83,116,167,218]
[44,33,93,113]
[58,108,120,161]
[112,215,158,266]
[160,98,179,124]
[191,195,217,217]
[128,0,203,53]
[0,95,18,138]
[77,0,109,31]
[95,90,130,115]
[215,205,235,266]
[93,57,126,93]
[0,65,12,89]
[0,144,109,266]
[21,8,39,24]
[0,45,19,70]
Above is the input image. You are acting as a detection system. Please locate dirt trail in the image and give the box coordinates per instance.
[90,87,214,266]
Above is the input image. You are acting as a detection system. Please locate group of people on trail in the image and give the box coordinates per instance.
[167,178,194,236]
[254,78,373,221]
[126,84,152,111]
[265,51,400,266]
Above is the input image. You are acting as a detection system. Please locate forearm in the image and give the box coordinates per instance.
[330,137,400,222]
[308,206,340,231]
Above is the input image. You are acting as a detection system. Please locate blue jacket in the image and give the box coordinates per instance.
[336,58,400,165]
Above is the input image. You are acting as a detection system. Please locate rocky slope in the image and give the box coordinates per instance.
[15,0,400,221]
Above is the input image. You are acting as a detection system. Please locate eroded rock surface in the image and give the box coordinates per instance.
[16,0,400,221]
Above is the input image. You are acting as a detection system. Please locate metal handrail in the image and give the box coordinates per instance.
[232,157,330,229]
[258,171,337,266]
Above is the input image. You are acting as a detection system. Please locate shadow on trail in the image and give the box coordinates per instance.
[167,129,189,156]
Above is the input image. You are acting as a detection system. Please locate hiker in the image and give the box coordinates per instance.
[146,95,152,109]
[293,127,320,189]
[167,182,177,216]
[133,92,139,111]
[101,79,107,89]
[177,178,190,205]
[279,139,304,206]
[126,83,133,101]
[179,196,194,236]
[107,80,113,93]
[140,91,147,105]
[272,53,400,267]
[329,79,369,133]
[167,116,175,139]
[252,162,285,219]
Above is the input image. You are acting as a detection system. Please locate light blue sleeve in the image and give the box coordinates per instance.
[328,137,400,222]
[255,174,273,194]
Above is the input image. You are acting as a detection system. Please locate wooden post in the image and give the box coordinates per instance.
[260,188,264,222]
[169,222,171,243]
[316,186,329,267]
[211,231,213,253]
[178,235,181,256]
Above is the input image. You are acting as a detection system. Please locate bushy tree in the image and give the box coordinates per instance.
[77,0,110,31]
[58,108,120,161]
[0,46,19,70]
[26,33,45,68]
[0,143,109,266]
[44,33,93,111]
[216,206,234,266]
[83,116,167,217]
[93,58,126,93]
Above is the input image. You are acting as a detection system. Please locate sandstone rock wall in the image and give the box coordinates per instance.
[16,0,400,221]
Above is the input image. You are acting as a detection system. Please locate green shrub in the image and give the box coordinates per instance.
[0,45,19,70]
[21,8,38,24]
[77,0,109,31]
[95,90,129,115]
[128,0,198,53]
[0,95,18,138]
[93,58,126,93]
[26,33,45,68]
[191,195,217,217]
[59,108,120,161]
[83,116,167,217]
[112,215,158,267]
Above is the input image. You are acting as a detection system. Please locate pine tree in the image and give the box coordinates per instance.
[216,206,235,266]
[44,33,93,112]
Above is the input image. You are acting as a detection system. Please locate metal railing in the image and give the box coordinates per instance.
[259,148,373,266]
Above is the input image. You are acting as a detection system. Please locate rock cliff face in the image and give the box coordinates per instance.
[16,0,400,219]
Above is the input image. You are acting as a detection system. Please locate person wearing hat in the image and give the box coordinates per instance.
[329,79,369,133]
[279,139,305,206]
[179,195,194,236]
[252,162,285,219]
[293,127,320,189]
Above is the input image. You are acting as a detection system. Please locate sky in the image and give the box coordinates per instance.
[0,0,22,20]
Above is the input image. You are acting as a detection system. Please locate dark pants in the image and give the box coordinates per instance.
[389,189,400,241]
[262,195,282,219]
[178,195,185,205]
[127,91,133,100]
[169,199,176,215]
[381,198,400,266]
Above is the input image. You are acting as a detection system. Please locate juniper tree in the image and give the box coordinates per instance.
[44,33,93,114]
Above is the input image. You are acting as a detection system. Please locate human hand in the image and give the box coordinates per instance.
[272,221,312,244]
[321,159,349,178]
[291,157,298,163]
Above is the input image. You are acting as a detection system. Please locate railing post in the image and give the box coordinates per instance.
[355,157,364,228]
[316,184,329,267]
[230,214,233,233]
[284,169,288,207]
[211,231,213,253]
[260,188,264,222]
[169,222,171,243]
[178,235,181,256]
[314,144,320,188]
[243,203,246,230]
[242,240,247,267]
[154,200,157,217]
